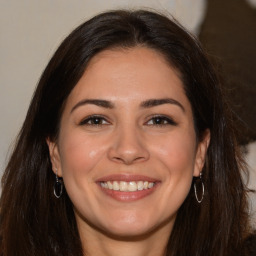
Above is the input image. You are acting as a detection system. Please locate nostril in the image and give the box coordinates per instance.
[134,156,146,162]
[112,156,135,165]
[112,155,148,165]
[113,157,123,162]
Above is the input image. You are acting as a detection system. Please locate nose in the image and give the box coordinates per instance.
[107,124,150,165]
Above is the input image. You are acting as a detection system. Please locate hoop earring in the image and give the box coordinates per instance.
[54,169,63,198]
[194,172,204,203]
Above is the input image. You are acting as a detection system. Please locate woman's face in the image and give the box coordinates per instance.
[48,47,209,239]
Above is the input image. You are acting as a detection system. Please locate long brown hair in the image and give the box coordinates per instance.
[0,9,252,256]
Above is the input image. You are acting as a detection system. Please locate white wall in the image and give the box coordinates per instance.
[245,142,256,226]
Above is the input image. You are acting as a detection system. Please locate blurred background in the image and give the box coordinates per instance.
[0,0,255,223]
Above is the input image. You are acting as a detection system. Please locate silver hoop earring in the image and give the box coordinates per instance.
[194,172,204,203]
[54,170,63,198]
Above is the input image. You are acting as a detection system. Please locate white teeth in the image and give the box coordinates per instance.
[120,181,128,191]
[113,181,119,191]
[148,182,154,188]
[107,181,113,189]
[100,181,155,191]
[128,181,137,191]
[137,181,144,191]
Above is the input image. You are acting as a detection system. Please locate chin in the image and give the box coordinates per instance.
[101,223,156,240]
[97,212,174,240]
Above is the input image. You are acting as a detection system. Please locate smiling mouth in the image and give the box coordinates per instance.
[100,181,155,192]
[97,175,159,201]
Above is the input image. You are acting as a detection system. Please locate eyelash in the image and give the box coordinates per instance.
[79,115,109,126]
[145,115,177,126]
[79,115,177,127]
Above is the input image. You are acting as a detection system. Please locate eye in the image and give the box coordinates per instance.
[79,115,110,126]
[146,115,177,126]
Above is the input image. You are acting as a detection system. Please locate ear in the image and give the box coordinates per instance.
[193,129,211,177]
[46,138,63,177]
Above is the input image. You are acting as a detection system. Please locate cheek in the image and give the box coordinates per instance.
[58,131,106,182]
[150,130,196,200]
[139,131,197,221]
[151,131,197,173]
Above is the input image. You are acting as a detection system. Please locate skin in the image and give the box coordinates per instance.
[48,47,210,256]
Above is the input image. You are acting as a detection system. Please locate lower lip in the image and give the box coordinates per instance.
[98,183,159,202]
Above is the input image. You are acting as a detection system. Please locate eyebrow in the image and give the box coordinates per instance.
[70,97,185,113]
[70,99,114,113]
[140,98,185,112]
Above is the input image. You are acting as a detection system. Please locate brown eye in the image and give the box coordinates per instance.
[80,116,109,126]
[146,116,177,126]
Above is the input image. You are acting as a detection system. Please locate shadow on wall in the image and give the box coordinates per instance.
[199,0,256,145]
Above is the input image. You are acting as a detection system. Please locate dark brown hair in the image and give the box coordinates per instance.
[0,9,252,256]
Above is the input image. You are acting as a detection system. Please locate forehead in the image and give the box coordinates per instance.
[64,47,191,111]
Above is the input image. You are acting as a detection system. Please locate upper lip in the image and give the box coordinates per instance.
[96,174,159,183]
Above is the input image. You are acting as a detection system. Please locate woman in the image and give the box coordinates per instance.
[0,9,254,256]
